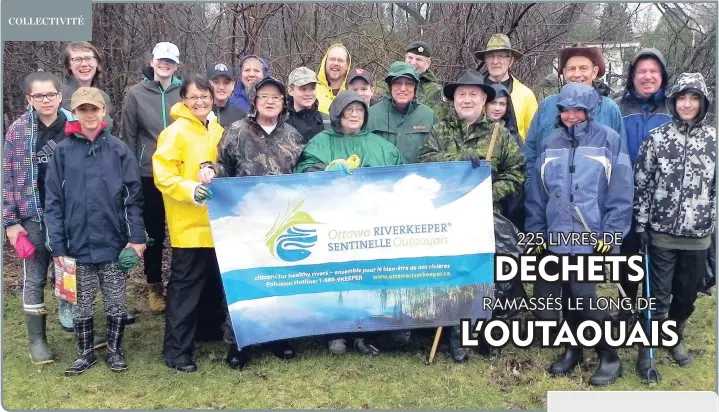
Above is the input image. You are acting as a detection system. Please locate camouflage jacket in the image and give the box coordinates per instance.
[634,72,717,238]
[417,71,443,112]
[418,112,525,212]
[211,116,305,178]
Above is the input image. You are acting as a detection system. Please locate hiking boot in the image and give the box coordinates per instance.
[271,341,296,360]
[226,344,249,370]
[65,317,97,376]
[166,355,197,372]
[148,282,166,314]
[106,316,128,372]
[669,319,692,367]
[588,347,622,386]
[328,339,347,355]
[26,314,54,364]
[548,346,583,376]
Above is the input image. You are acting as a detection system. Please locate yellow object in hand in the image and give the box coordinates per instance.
[346,154,361,169]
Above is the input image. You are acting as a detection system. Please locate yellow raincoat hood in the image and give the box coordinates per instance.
[316,44,352,115]
[152,102,224,248]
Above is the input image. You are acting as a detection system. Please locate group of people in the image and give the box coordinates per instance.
[3,34,715,388]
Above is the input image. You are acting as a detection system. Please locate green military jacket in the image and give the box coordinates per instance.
[418,112,525,212]
[417,71,443,109]
[367,96,438,163]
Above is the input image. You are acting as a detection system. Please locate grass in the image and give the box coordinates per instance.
[2,249,717,409]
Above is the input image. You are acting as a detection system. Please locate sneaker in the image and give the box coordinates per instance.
[328,339,347,355]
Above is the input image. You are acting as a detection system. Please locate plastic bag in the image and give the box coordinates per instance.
[14,232,36,260]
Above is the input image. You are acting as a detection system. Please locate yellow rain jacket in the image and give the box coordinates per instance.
[316,44,352,115]
[509,76,538,141]
[153,103,224,248]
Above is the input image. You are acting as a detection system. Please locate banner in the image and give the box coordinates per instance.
[207,162,496,349]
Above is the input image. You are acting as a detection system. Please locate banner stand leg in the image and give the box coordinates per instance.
[426,327,443,364]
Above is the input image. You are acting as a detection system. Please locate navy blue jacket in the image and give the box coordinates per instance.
[44,121,145,264]
[525,83,633,255]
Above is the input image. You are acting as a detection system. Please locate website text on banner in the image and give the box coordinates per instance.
[207,162,496,349]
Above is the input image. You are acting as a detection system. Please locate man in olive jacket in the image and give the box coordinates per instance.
[367,62,438,163]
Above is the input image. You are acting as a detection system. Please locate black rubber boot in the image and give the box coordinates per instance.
[26,314,55,364]
[226,344,249,370]
[548,346,583,376]
[271,341,296,360]
[448,326,469,363]
[669,319,692,367]
[106,316,128,372]
[588,347,622,386]
[65,317,97,376]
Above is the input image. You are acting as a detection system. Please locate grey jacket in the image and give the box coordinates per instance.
[120,67,182,177]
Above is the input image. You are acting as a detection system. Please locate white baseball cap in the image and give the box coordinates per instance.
[152,42,180,64]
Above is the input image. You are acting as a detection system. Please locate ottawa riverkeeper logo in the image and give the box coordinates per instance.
[265,200,320,263]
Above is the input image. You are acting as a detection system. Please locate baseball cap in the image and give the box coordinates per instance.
[346,68,373,85]
[207,62,234,80]
[152,42,180,64]
[288,67,318,87]
[70,87,105,110]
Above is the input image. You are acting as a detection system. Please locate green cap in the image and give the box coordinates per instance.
[384,61,421,86]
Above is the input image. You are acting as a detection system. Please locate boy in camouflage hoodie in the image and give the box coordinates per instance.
[634,72,716,381]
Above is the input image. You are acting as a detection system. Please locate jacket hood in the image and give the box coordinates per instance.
[384,61,421,86]
[140,66,182,91]
[318,44,352,91]
[489,84,519,139]
[328,90,369,135]
[555,83,600,137]
[667,72,713,125]
[247,76,289,121]
[623,48,669,100]
[64,120,108,141]
[239,55,271,78]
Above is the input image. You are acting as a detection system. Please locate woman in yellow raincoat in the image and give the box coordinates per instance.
[152,75,224,373]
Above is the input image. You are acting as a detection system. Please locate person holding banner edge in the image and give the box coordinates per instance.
[198,76,306,369]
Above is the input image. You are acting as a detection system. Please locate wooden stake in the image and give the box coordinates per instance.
[427,327,443,364]
[485,122,500,161]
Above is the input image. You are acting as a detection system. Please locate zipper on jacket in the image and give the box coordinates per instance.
[568,131,579,252]
[672,129,692,234]
[139,144,145,167]
[29,111,43,229]
[160,86,168,128]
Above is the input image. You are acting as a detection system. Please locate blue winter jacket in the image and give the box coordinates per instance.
[523,88,626,192]
[525,83,633,255]
[228,55,271,113]
[44,122,145,264]
[614,48,672,165]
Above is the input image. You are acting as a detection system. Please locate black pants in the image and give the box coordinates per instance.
[617,220,640,301]
[163,247,226,363]
[141,176,166,284]
[646,245,706,322]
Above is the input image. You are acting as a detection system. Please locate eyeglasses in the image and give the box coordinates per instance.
[186,95,213,103]
[257,95,283,102]
[28,93,59,102]
[70,56,96,64]
[344,107,365,115]
[486,53,512,61]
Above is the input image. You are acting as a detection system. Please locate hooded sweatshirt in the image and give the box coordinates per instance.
[61,77,114,132]
[294,91,404,173]
[316,44,352,115]
[486,75,538,142]
[44,121,145,264]
[120,66,183,177]
[488,85,523,149]
[615,48,672,165]
[634,72,716,246]
[213,102,247,128]
[210,77,305,178]
[228,55,271,113]
[367,62,438,164]
[285,97,330,144]
[525,83,633,255]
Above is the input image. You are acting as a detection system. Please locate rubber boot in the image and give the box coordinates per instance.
[226,344,249,370]
[448,325,469,362]
[669,319,692,367]
[148,282,166,314]
[65,317,97,376]
[548,345,583,376]
[271,341,296,360]
[106,316,128,372]
[589,346,622,386]
[26,314,54,364]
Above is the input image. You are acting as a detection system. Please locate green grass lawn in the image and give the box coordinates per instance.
[2,258,716,409]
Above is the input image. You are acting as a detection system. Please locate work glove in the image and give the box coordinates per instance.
[325,159,353,175]
[594,239,613,254]
[637,229,651,253]
[530,243,547,255]
[460,151,481,168]
[194,184,214,202]
[118,248,139,271]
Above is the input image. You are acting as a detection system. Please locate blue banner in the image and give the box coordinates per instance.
[207,162,496,348]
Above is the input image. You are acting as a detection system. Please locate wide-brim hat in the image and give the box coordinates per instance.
[443,70,496,102]
[558,43,606,78]
[473,34,523,61]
